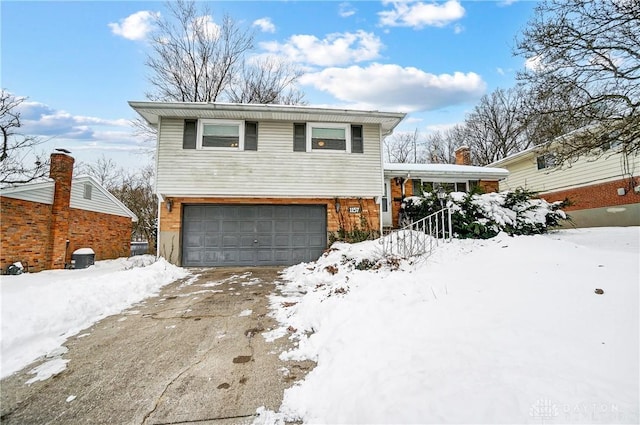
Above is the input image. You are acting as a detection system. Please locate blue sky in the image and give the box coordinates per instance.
[1,0,537,170]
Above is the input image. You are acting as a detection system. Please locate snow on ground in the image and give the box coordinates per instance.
[0,255,189,380]
[258,227,639,424]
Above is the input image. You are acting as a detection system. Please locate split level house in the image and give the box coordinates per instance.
[489,135,640,228]
[0,152,138,272]
[130,101,508,267]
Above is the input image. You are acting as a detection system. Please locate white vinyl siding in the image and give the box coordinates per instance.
[156,118,383,197]
[0,185,54,204]
[498,150,639,193]
[70,180,132,217]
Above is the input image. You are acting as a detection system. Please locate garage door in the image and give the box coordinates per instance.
[182,204,327,267]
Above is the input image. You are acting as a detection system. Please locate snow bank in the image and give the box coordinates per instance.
[262,227,639,423]
[0,255,189,379]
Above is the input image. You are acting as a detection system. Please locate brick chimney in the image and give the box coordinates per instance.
[49,152,75,269]
[455,146,471,166]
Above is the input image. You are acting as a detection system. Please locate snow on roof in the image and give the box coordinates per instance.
[384,163,508,180]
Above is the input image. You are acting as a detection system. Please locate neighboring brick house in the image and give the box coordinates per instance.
[488,140,640,227]
[0,152,138,272]
[383,146,509,228]
[129,101,405,267]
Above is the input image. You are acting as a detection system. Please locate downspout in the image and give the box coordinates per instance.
[378,124,385,236]
[156,196,162,259]
[155,116,162,260]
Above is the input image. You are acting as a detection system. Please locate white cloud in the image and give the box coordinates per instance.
[260,30,383,67]
[453,24,464,34]
[17,101,135,144]
[404,117,424,124]
[253,17,276,33]
[299,63,486,112]
[425,122,461,133]
[339,2,357,17]
[379,0,465,29]
[524,55,544,71]
[496,67,505,75]
[192,15,220,40]
[108,10,159,41]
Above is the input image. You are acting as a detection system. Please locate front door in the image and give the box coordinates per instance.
[382,181,392,227]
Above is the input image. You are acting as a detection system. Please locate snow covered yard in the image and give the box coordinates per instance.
[0,255,189,380]
[259,227,639,424]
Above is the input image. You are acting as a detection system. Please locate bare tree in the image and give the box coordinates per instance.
[146,1,253,102]
[75,155,122,189]
[228,56,306,105]
[146,0,304,105]
[112,165,158,250]
[425,125,465,164]
[515,0,640,163]
[0,90,49,185]
[464,87,531,165]
[384,129,425,163]
[81,157,157,251]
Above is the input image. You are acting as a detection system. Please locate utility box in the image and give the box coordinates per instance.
[72,248,95,269]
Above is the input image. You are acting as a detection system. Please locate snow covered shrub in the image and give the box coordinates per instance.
[402,188,568,239]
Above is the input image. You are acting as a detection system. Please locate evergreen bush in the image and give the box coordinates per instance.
[402,188,569,239]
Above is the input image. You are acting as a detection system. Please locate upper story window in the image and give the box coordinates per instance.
[198,120,244,150]
[309,124,349,152]
[294,123,363,153]
[536,153,556,170]
[183,120,257,151]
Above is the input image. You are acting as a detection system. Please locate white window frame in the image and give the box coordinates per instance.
[415,179,469,193]
[197,119,245,151]
[306,122,351,153]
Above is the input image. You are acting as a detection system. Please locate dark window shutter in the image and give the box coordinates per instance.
[245,121,258,151]
[351,125,363,153]
[183,119,197,149]
[294,123,306,152]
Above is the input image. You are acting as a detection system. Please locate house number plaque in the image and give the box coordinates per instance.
[348,206,360,214]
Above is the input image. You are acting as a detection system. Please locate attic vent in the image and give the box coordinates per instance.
[83,183,92,200]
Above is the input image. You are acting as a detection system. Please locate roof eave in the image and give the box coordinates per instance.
[128,101,406,134]
[384,170,508,180]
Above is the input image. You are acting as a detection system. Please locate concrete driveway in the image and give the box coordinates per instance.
[0,267,314,425]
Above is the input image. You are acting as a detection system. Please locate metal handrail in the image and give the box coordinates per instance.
[380,208,452,258]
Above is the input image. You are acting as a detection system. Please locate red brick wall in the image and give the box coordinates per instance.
[1,197,53,272]
[67,209,132,264]
[479,180,499,193]
[160,196,380,236]
[49,153,74,269]
[390,178,413,228]
[1,197,133,272]
[540,178,640,212]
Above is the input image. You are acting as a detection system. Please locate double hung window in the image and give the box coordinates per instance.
[199,120,244,150]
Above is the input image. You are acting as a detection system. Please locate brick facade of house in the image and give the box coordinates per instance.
[160,196,380,236]
[0,197,53,272]
[539,177,640,212]
[0,153,133,273]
